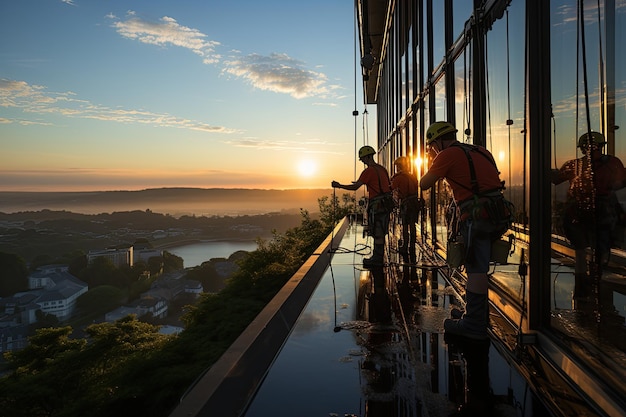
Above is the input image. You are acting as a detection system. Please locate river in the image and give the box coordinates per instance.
[166,240,258,268]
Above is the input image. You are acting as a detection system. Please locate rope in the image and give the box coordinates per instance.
[485,33,492,149]
[353,5,359,181]
[506,9,513,201]
[596,0,605,132]
[463,44,472,140]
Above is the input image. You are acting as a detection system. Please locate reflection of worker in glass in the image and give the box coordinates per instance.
[390,156,421,264]
[420,121,505,340]
[332,145,391,267]
[551,132,626,298]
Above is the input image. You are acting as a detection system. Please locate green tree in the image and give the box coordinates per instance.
[0,318,169,417]
[78,256,123,288]
[30,254,55,270]
[76,285,126,319]
[162,251,183,272]
[147,255,163,275]
[0,252,28,297]
[133,238,152,248]
[318,192,357,229]
[0,326,87,416]
[0,205,333,417]
[33,310,60,329]
[68,253,88,276]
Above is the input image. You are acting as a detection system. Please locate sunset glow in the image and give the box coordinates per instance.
[0,1,363,191]
[297,160,317,178]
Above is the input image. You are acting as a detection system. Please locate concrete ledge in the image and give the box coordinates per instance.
[169,218,349,417]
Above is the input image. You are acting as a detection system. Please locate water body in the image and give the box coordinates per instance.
[167,240,258,268]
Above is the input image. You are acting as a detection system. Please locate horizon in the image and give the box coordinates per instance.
[0,187,344,217]
[1,1,373,192]
[0,186,334,193]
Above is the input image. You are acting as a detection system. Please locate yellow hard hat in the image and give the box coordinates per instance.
[426,121,457,144]
[577,131,606,148]
[358,145,376,159]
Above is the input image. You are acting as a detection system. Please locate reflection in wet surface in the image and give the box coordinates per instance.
[549,259,626,389]
[490,240,626,402]
[244,224,522,417]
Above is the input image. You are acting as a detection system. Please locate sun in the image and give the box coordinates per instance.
[297,159,317,177]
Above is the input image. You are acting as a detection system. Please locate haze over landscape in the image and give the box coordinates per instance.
[0,188,336,216]
[1,0,371,193]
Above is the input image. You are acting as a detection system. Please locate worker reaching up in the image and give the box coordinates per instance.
[332,145,392,267]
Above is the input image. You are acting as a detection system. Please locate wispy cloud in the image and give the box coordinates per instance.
[223,53,330,99]
[110,14,336,99]
[0,79,236,133]
[111,13,221,64]
[228,138,343,154]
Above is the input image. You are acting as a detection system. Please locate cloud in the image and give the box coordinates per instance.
[111,13,221,64]
[109,14,335,99]
[228,138,343,154]
[223,53,329,99]
[0,78,236,133]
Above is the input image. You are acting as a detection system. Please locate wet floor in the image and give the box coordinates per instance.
[243,223,523,417]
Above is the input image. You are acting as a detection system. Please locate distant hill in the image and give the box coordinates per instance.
[0,188,335,217]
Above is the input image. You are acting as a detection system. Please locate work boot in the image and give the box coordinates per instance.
[363,244,384,267]
[444,292,489,340]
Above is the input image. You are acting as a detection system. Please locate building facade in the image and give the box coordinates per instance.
[88,246,134,268]
[357,1,625,416]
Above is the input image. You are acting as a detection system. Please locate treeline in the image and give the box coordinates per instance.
[0,209,306,264]
[0,195,356,417]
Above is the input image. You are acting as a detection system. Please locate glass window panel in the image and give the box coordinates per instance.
[432,77,451,245]
[407,1,415,106]
[612,0,626,256]
[485,1,526,299]
[420,99,432,239]
[455,49,471,142]
[434,77,447,121]
[550,0,626,384]
[433,1,446,68]
[422,4,430,83]
[400,1,408,116]
[453,0,474,39]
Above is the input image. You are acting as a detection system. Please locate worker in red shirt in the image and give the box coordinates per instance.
[551,131,626,299]
[391,156,421,264]
[332,145,391,267]
[420,121,507,340]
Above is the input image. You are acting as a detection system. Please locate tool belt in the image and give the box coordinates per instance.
[457,191,513,239]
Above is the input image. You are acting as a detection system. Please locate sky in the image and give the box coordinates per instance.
[0,0,372,192]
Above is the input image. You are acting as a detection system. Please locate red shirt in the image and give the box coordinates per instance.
[391,171,419,199]
[428,143,503,202]
[358,164,391,199]
[556,153,625,199]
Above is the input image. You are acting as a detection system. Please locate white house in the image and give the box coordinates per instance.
[0,265,89,354]
[26,266,89,320]
[105,295,168,321]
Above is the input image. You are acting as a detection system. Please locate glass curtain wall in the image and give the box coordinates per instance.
[484,1,527,297]
[549,0,626,375]
[370,0,625,405]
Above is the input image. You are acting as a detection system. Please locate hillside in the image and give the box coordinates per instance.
[0,187,334,217]
[0,208,308,263]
